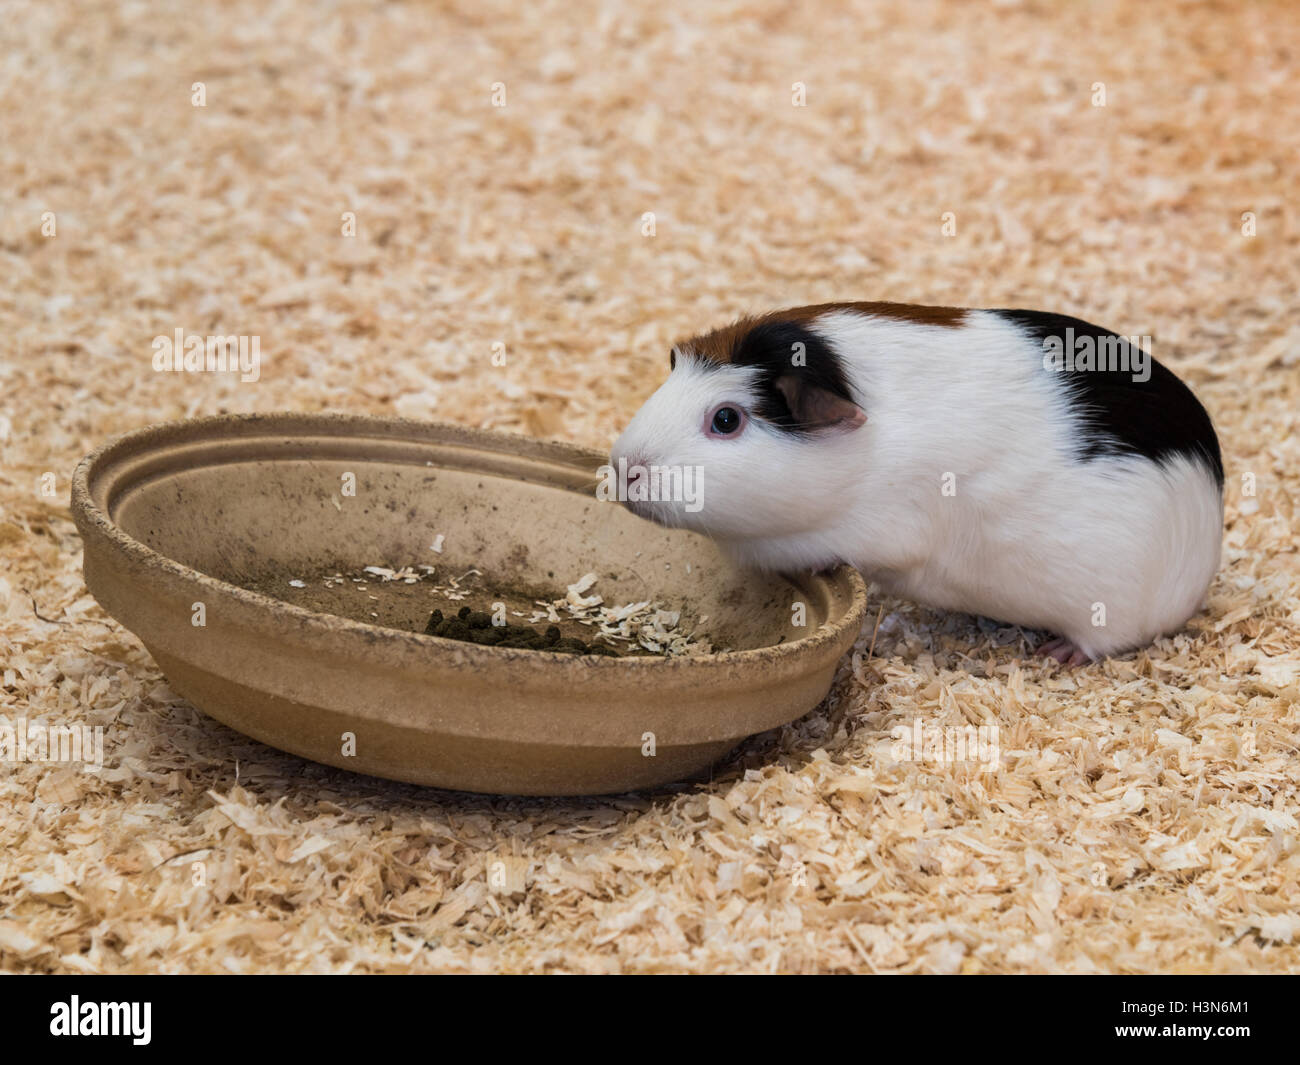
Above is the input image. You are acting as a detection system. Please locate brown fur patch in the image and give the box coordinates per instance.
[678,302,967,364]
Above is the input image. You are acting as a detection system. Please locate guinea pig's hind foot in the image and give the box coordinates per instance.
[1037,636,1092,667]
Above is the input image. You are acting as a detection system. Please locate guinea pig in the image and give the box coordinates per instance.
[608,302,1223,664]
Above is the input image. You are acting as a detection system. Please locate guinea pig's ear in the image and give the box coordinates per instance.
[774,375,866,431]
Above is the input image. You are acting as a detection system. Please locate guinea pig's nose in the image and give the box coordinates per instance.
[617,455,651,507]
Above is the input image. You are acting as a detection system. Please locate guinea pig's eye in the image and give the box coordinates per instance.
[706,405,745,437]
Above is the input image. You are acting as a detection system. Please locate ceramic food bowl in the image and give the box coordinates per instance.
[72,413,868,795]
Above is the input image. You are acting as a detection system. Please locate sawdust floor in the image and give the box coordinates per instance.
[0,0,1297,972]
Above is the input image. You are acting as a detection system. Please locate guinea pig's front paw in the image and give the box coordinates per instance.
[1037,636,1093,667]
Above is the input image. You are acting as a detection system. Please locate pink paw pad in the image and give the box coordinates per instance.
[1038,637,1091,667]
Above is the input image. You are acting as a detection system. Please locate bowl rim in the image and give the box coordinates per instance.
[72,411,870,677]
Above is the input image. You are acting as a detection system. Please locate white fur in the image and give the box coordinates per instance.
[610,309,1223,657]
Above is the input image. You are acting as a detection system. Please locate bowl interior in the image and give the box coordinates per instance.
[105,425,822,653]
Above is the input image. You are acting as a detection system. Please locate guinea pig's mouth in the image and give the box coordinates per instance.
[601,452,703,531]
[620,497,674,526]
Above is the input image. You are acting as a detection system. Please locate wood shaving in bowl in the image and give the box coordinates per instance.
[284,565,712,655]
[525,573,713,656]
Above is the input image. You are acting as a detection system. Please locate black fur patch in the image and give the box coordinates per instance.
[994,309,1224,488]
[728,320,859,432]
